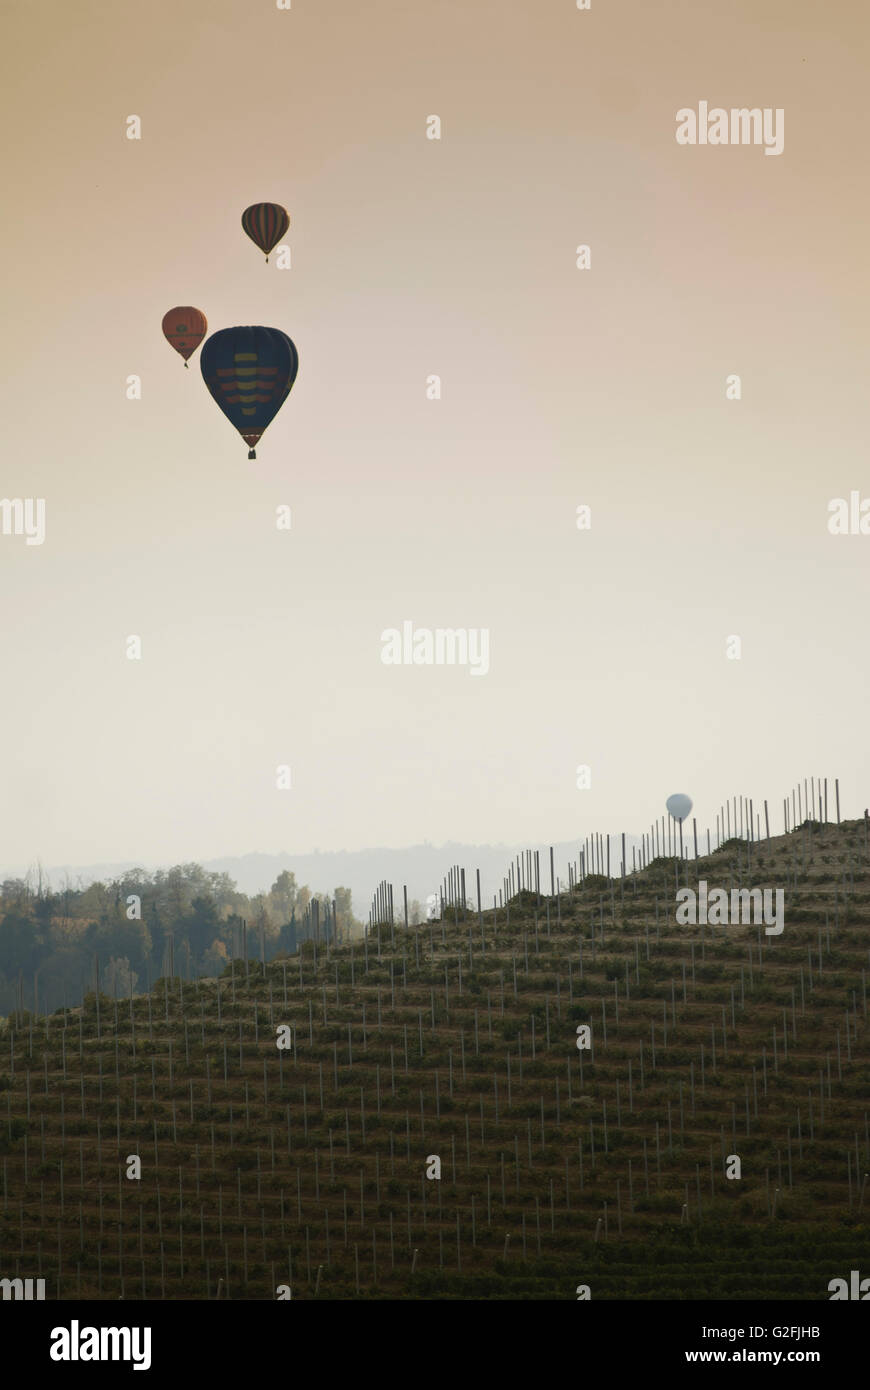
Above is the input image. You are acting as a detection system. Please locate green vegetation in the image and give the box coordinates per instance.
[0,819,867,1299]
[0,867,362,1016]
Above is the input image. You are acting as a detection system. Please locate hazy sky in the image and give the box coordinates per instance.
[1,0,868,873]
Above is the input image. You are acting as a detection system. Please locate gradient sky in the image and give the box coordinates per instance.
[1,0,868,873]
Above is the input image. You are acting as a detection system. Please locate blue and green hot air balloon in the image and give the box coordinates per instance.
[200,326,299,459]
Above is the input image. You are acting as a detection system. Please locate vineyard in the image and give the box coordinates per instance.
[1,818,868,1299]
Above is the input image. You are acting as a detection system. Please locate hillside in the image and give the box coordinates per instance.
[1,818,868,1300]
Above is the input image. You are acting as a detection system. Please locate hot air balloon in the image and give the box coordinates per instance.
[666,793,693,823]
[162,307,208,367]
[241,203,289,262]
[666,792,693,858]
[200,326,299,459]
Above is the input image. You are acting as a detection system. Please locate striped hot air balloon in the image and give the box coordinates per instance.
[241,203,290,262]
[200,326,299,459]
[162,306,208,367]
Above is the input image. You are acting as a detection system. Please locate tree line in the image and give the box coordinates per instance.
[0,863,402,1018]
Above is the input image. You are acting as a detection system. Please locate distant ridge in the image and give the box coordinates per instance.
[4,781,855,919]
[2,839,642,920]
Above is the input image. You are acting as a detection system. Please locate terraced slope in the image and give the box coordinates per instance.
[1,819,868,1299]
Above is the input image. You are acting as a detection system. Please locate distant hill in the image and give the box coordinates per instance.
[6,837,644,920]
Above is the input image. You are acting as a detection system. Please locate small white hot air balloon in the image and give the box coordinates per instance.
[666,792,693,858]
[666,793,693,823]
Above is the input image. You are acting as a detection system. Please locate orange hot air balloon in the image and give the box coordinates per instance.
[162,307,208,368]
[241,203,289,262]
